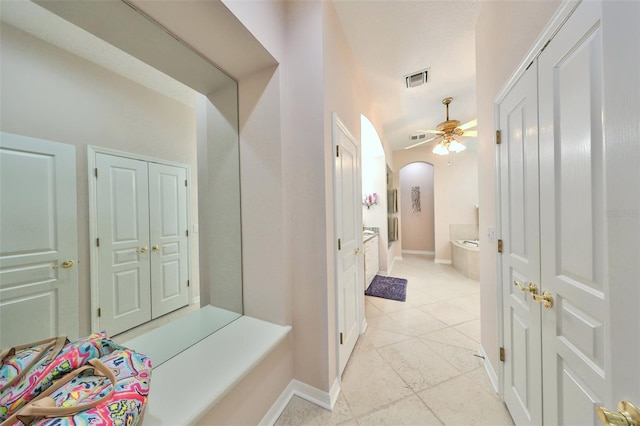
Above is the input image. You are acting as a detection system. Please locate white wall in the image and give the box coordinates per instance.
[399,162,435,253]
[393,148,478,263]
[475,0,561,378]
[0,22,199,335]
[282,0,329,391]
[322,0,386,390]
[196,85,242,313]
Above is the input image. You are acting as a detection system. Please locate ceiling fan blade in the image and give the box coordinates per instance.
[459,119,477,131]
[415,129,443,135]
[405,134,441,150]
[461,130,477,137]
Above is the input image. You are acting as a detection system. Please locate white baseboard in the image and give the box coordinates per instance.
[360,319,368,334]
[328,377,340,408]
[192,296,200,305]
[402,250,435,256]
[478,345,499,395]
[434,258,452,264]
[259,378,340,425]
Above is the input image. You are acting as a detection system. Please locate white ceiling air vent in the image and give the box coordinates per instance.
[409,133,428,141]
[405,68,430,88]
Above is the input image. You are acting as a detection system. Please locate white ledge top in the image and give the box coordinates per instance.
[141,316,291,425]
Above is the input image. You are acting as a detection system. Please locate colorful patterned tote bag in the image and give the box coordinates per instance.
[0,337,69,395]
[0,333,122,421]
[1,349,151,426]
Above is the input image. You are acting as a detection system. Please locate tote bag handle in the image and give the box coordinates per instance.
[0,336,68,393]
[1,359,116,426]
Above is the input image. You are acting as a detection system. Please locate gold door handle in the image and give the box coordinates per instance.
[355,248,361,254]
[152,245,160,252]
[53,260,75,269]
[138,247,148,253]
[532,290,554,309]
[596,401,640,426]
[514,280,538,295]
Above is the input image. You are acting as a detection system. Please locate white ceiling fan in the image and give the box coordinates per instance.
[406,97,477,154]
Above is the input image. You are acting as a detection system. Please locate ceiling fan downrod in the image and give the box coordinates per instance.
[443,97,453,121]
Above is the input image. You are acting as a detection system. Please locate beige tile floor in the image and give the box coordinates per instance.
[275,254,514,426]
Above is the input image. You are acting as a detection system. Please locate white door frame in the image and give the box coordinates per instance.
[493,0,580,399]
[332,113,365,378]
[87,145,193,332]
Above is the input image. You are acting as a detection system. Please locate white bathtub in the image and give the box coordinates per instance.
[451,239,479,280]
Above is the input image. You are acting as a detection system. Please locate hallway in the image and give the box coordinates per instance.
[275,254,514,425]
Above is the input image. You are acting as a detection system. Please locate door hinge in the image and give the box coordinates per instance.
[186,230,189,237]
[338,239,341,250]
[497,239,503,253]
[94,168,98,178]
[97,308,101,317]
[96,238,100,247]
[496,130,502,145]
[187,279,190,287]
[340,332,343,345]
[500,347,505,362]
[336,146,340,157]
[185,179,188,187]
[540,38,551,53]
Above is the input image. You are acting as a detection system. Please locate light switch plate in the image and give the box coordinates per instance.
[487,226,496,242]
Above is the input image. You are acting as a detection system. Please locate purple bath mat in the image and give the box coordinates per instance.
[365,275,408,302]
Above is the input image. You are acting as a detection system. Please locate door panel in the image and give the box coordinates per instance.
[538,2,607,423]
[499,68,542,426]
[0,133,78,346]
[500,2,639,423]
[96,153,151,335]
[149,162,189,318]
[335,116,361,376]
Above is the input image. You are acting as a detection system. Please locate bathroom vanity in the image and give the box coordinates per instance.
[363,232,379,287]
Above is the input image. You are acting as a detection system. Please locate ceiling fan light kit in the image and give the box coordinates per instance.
[407,97,476,154]
[448,139,467,153]
[432,142,449,156]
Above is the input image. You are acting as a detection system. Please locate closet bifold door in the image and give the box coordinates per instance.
[538,1,607,425]
[148,163,189,319]
[96,154,152,336]
[499,64,543,426]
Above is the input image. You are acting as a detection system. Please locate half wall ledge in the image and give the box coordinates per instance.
[140,315,292,424]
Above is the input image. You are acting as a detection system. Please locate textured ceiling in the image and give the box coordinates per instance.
[333,0,480,151]
[3,0,479,151]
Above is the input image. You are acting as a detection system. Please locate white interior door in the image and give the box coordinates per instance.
[538,2,608,423]
[149,162,189,319]
[0,133,79,346]
[96,153,151,336]
[499,67,543,426]
[499,2,640,424]
[334,115,362,376]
